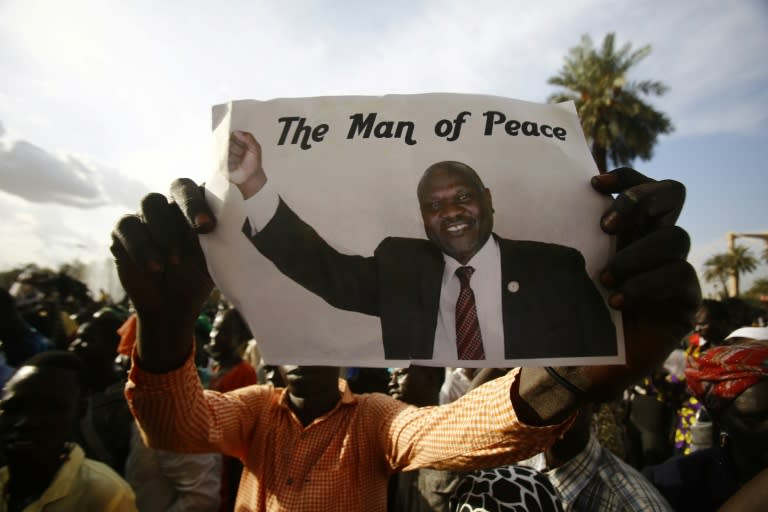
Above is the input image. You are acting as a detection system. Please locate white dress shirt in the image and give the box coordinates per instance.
[422,237,504,362]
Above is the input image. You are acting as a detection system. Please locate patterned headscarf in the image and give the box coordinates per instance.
[685,340,768,413]
[450,465,564,512]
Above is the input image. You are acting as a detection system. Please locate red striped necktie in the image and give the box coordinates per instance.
[455,266,485,360]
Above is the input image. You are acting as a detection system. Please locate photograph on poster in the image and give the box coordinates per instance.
[200,94,623,367]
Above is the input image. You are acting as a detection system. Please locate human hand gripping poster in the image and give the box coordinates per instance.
[200,94,624,367]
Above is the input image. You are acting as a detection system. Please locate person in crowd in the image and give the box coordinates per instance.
[722,298,762,335]
[642,333,768,511]
[9,268,96,349]
[206,307,258,392]
[109,164,699,512]
[519,404,672,511]
[68,310,134,476]
[0,351,136,511]
[388,365,462,512]
[671,300,734,455]
[69,309,125,392]
[205,306,258,512]
[0,287,52,368]
[628,298,735,467]
[125,421,222,512]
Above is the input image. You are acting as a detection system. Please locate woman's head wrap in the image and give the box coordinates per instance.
[685,339,768,413]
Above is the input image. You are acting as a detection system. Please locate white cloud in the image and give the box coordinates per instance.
[0,130,148,209]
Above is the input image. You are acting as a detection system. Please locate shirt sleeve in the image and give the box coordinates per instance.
[375,369,575,472]
[125,351,271,460]
[242,180,280,234]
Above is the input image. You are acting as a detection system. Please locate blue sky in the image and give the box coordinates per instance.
[0,0,766,297]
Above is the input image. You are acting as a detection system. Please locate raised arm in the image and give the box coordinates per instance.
[112,181,269,457]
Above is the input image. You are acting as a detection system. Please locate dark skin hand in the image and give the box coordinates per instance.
[111,180,215,373]
[517,168,700,424]
[111,166,700,425]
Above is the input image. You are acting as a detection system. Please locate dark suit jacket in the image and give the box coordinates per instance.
[243,199,617,360]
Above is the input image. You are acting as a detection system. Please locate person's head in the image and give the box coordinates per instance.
[68,309,123,391]
[388,365,446,407]
[277,366,339,399]
[417,162,494,265]
[206,308,251,363]
[694,299,731,347]
[686,339,768,480]
[0,351,86,472]
[723,297,761,331]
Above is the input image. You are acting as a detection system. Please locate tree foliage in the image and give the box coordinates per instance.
[745,277,768,301]
[548,33,673,173]
[703,245,759,298]
[703,254,731,298]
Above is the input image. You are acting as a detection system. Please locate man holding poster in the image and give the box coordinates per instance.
[228,131,616,361]
[111,157,700,512]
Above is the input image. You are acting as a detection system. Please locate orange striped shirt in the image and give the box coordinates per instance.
[125,357,571,512]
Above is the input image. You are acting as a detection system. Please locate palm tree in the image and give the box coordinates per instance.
[727,245,759,297]
[547,33,674,173]
[703,254,731,299]
[703,246,759,297]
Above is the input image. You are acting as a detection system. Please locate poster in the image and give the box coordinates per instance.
[200,94,623,367]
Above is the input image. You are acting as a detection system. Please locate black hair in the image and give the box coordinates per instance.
[23,350,88,394]
[417,161,486,199]
[219,307,252,343]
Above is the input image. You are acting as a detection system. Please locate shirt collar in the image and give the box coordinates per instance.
[442,235,498,282]
[544,434,601,509]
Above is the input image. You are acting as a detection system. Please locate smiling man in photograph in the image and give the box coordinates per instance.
[228,131,616,361]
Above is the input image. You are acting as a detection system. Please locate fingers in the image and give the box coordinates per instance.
[141,193,186,266]
[112,214,161,273]
[604,180,685,231]
[228,131,263,188]
[601,226,690,286]
[593,168,686,250]
[169,178,216,234]
[228,131,260,170]
[617,260,700,311]
[112,190,199,275]
[591,167,655,194]
[600,225,701,339]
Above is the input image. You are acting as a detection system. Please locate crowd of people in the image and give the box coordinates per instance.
[0,162,766,511]
[0,266,767,511]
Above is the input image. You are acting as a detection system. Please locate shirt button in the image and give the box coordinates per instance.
[300,433,306,439]
[286,478,293,485]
